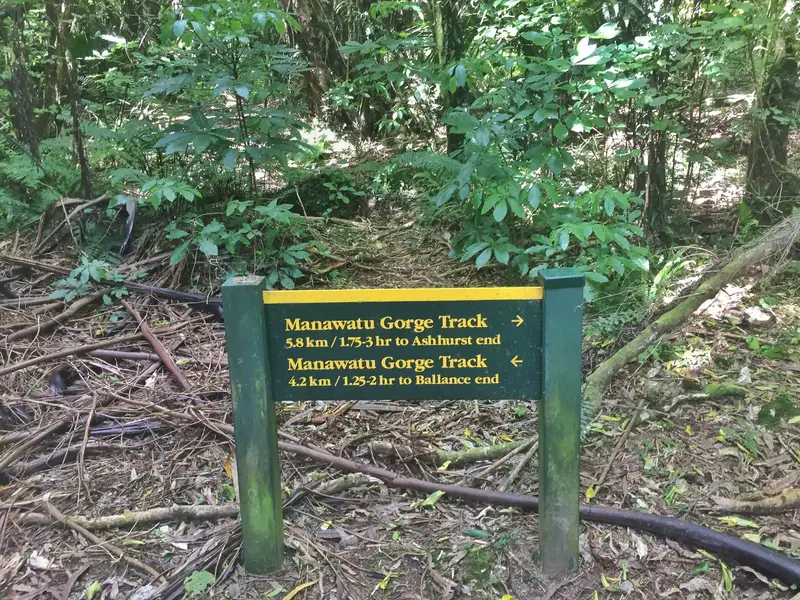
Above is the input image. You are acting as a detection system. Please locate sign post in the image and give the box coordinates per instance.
[222,270,584,576]
[538,269,584,574]
[222,276,283,573]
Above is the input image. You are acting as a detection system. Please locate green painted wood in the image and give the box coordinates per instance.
[222,276,283,573]
[537,268,584,575]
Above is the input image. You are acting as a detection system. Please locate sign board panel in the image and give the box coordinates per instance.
[263,288,543,402]
[221,270,584,578]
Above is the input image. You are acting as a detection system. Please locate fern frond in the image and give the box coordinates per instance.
[0,152,45,189]
[391,151,461,175]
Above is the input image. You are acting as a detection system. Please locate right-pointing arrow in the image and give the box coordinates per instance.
[512,315,524,327]
[510,355,523,367]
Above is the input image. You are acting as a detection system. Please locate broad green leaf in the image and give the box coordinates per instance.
[558,230,569,251]
[717,516,759,528]
[184,571,215,596]
[220,483,236,501]
[432,184,456,206]
[173,20,187,37]
[420,490,445,507]
[593,224,608,242]
[553,121,569,141]
[528,185,541,209]
[604,196,614,216]
[573,38,600,65]
[533,107,558,123]
[493,200,508,222]
[507,194,525,218]
[197,237,218,257]
[584,271,609,283]
[494,246,510,265]
[234,85,249,99]
[481,195,501,215]
[614,233,631,250]
[86,580,102,600]
[170,240,190,265]
[629,255,650,271]
[461,242,490,262]
[521,31,551,46]
[475,248,492,269]
[721,562,733,593]
[280,273,295,289]
[472,127,490,146]
[464,529,489,539]
[454,64,467,87]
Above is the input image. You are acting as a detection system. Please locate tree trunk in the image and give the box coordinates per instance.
[291,0,347,116]
[746,37,800,222]
[39,0,64,138]
[8,6,40,162]
[59,0,93,198]
[433,0,469,154]
[641,131,668,236]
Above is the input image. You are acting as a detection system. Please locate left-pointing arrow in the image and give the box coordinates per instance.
[510,355,523,367]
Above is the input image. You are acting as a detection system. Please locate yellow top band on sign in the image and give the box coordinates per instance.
[263,286,544,305]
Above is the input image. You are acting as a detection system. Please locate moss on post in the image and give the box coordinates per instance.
[222,276,283,573]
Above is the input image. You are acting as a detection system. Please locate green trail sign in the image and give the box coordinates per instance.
[264,287,543,402]
[222,269,584,577]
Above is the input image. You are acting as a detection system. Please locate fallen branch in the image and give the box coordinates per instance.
[121,299,191,391]
[582,213,800,429]
[15,503,239,529]
[298,215,368,228]
[712,489,800,514]
[365,438,527,467]
[499,438,539,491]
[2,442,123,481]
[0,417,79,472]
[275,441,800,586]
[3,288,109,344]
[457,437,536,485]
[589,396,648,497]
[0,322,186,377]
[0,296,54,308]
[87,349,160,362]
[42,500,163,581]
[0,363,159,478]
[33,192,112,254]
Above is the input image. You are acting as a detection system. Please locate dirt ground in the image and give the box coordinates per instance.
[1,208,799,600]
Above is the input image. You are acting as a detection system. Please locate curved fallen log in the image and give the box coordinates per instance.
[581,212,800,431]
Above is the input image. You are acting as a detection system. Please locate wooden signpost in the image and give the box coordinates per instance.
[222,269,584,575]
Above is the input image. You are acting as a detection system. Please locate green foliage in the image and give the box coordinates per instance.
[0,135,75,231]
[757,393,798,428]
[1,0,797,303]
[49,257,127,303]
[183,570,215,596]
